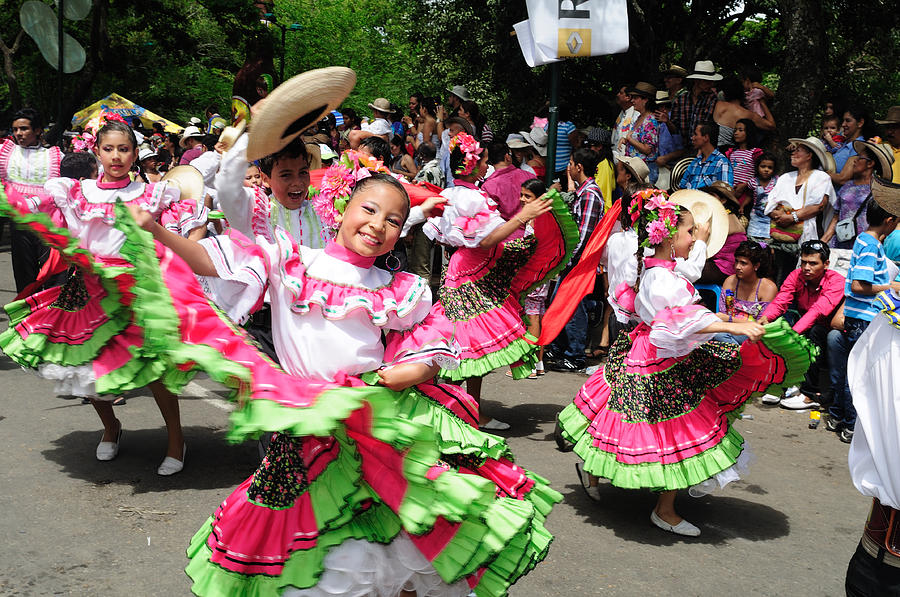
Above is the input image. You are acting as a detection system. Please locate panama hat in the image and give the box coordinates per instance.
[138,146,157,162]
[161,165,205,202]
[662,64,688,78]
[871,175,900,217]
[367,98,395,114]
[246,67,356,162]
[669,157,694,191]
[655,91,672,105]
[521,127,548,157]
[506,133,531,149]
[671,189,729,257]
[626,82,656,98]
[448,85,472,102]
[875,106,900,125]
[618,155,649,184]
[179,126,204,148]
[685,60,723,81]
[852,139,895,179]
[788,137,836,174]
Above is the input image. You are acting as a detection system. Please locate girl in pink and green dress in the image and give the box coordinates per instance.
[560,189,818,536]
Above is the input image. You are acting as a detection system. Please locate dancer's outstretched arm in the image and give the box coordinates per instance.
[128,203,217,277]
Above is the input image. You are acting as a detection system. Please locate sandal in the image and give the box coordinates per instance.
[584,346,609,359]
[112,396,127,406]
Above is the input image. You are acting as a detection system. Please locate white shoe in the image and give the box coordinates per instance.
[761,393,781,405]
[650,510,701,537]
[157,444,186,476]
[96,421,123,461]
[780,394,820,410]
[479,418,511,431]
[784,386,800,398]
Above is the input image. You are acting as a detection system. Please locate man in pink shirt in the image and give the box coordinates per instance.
[481,140,535,222]
[759,240,845,408]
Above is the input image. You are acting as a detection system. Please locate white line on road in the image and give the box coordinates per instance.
[181,380,234,412]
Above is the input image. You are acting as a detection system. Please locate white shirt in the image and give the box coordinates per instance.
[764,169,836,243]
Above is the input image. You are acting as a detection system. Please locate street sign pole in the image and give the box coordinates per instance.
[545,61,560,187]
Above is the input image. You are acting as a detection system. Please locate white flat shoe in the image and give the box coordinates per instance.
[480,418,511,431]
[650,510,701,537]
[157,444,186,476]
[96,421,123,461]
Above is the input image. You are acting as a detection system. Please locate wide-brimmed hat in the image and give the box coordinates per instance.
[626,82,657,98]
[671,189,729,257]
[179,126,204,147]
[367,98,395,114]
[701,180,741,207]
[663,64,688,78]
[506,133,531,149]
[875,106,900,125]
[445,116,474,136]
[788,137,836,174]
[618,155,649,184]
[852,139,895,179]
[187,117,202,127]
[138,146,157,162]
[246,67,356,161]
[161,165,204,202]
[686,60,723,81]
[448,85,471,102]
[363,118,392,136]
[520,127,548,157]
[669,157,694,191]
[872,175,900,217]
[655,91,671,105]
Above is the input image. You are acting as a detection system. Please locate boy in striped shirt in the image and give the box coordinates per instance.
[826,199,900,443]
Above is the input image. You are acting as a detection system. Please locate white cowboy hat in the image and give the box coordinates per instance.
[246,67,356,161]
[138,146,158,162]
[685,60,723,81]
[671,189,730,257]
[520,127,548,157]
[788,137,837,174]
[852,139,895,180]
[618,155,650,184]
[179,126,204,148]
[161,165,205,202]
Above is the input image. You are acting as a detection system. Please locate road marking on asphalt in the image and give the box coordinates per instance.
[181,381,234,412]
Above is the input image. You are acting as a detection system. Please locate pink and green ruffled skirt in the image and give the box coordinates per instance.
[558,320,818,491]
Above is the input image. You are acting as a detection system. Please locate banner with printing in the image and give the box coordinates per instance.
[515,0,629,67]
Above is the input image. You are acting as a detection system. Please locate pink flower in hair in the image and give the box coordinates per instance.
[646,219,670,245]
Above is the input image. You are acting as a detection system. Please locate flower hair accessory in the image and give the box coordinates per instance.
[448,132,483,176]
[629,189,680,248]
[72,111,127,153]
[309,149,395,229]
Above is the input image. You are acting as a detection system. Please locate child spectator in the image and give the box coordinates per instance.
[826,200,900,443]
[726,118,763,211]
[59,151,98,180]
[746,152,778,241]
[822,114,845,155]
[740,66,774,118]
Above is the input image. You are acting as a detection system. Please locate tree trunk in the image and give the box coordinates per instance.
[0,29,25,111]
[45,0,108,146]
[773,0,826,143]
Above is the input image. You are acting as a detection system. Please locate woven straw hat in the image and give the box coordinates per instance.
[246,67,356,161]
[788,137,836,174]
[619,155,649,184]
[671,189,729,257]
[669,156,694,191]
[161,165,205,202]
[872,176,900,218]
[852,139,895,179]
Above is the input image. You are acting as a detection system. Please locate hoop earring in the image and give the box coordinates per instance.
[385,251,402,272]
[670,245,676,260]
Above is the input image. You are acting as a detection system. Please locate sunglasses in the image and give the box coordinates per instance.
[801,241,825,251]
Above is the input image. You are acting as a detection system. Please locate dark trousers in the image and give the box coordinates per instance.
[800,323,829,401]
[244,306,279,459]
[11,227,49,293]
[846,542,900,596]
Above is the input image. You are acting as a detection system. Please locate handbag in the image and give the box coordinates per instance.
[834,194,871,243]
[769,182,807,243]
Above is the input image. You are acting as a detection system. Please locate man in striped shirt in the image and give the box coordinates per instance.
[548,148,605,372]
[826,200,900,443]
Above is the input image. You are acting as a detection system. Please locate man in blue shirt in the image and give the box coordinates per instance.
[681,121,734,189]
[826,199,900,443]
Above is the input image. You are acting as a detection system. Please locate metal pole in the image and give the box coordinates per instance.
[279,25,285,83]
[545,61,560,187]
[57,0,65,146]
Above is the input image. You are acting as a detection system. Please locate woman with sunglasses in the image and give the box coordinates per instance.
[822,146,876,248]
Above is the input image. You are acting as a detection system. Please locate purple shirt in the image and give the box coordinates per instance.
[481,165,536,221]
[830,180,871,249]
[180,146,204,165]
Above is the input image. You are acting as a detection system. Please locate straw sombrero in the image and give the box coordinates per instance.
[788,137,836,174]
[669,157,694,191]
[671,189,729,257]
[246,67,356,161]
[852,139,895,179]
[162,165,205,202]
[619,155,649,184]
[872,176,900,218]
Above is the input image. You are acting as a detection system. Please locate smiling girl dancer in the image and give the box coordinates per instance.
[559,189,817,536]
[132,151,560,594]
[0,120,208,475]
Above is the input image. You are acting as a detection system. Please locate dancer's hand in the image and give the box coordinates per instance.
[420,195,447,218]
[377,362,440,391]
[127,203,157,231]
[731,321,765,342]
[519,196,553,221]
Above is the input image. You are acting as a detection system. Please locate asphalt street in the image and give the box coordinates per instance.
[0,247,867,596]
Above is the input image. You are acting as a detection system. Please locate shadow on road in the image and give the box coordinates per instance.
[479,399,564,438]
[561,481,790,545]
[42,426,260,493]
